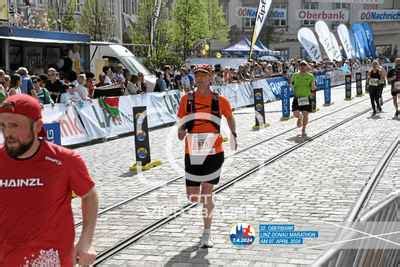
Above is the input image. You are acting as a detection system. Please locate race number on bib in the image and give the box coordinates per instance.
[188,133,218,156]
[369,78,379,86]
[298,97,310,106]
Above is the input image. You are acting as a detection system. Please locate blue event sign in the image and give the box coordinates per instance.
[43,122,61,145]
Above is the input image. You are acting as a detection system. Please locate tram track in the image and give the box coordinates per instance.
[92,97,393,266]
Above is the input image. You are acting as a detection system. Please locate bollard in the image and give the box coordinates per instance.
[345,74,352,100]
[280,85,291,121]
[252,88,268,130]
[130,106,161,173]
[356,72,363,97]
[44,122,62,145]
[324,77,332,106]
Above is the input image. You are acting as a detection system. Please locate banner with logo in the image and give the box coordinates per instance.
[362,23,376,58]
[298,27,322,62]
[42,104,90,146]
[133,106,151,165]
[315,21,336,62]
[249,0,272,59]
[330,32,343,61]
[358,10,400,22]
[0,0,8,22]
[237,7,286,20]
[297,9,349,22]
[351,24,368,59]
[337,24,354,59]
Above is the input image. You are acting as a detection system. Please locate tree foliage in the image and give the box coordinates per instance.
[61,0,77,32]
[79,0,113,41]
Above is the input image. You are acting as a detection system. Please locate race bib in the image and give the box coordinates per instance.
[369,78,379,86]
[394,81,400,91]
[298,97,310,106]
[188,133,218,156]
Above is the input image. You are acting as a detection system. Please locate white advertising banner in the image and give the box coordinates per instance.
[337,24,355,59]
[42,104,90,146]
[330,32,343,62]
[315,20,336,62]
[298,27,323,62]
[297,9,349,22]
[357,10,400,22]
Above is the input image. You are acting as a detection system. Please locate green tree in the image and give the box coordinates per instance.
[169,0,209,59]
[207,0,228,43]
[47,7,58,31]
[61,0,77,32]
[80,0,113,40]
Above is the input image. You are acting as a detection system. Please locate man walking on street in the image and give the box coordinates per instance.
[387,58,400,119]
[0,94,98,266]
[291,61,316,137]
[177,65,237,248]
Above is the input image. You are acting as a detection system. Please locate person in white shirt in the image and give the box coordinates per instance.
[77,74,90,100]
[60,84,83,106]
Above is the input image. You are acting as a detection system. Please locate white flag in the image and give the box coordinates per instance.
[249,0,272,58]
[337,24,355,59]
[330,32,343,61]
[315,20,336,61]
[297,28,322,62]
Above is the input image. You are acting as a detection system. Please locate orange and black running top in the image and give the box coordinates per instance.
[177,91,233,155]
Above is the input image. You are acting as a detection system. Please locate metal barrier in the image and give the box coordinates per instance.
[313,137,400,267]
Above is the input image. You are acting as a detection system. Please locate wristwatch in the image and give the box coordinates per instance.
[232,132,237,138]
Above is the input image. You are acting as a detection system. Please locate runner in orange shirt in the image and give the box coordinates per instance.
[177,64,237,248]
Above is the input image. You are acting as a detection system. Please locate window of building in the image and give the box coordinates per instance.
[302,1,319,26]
[243,17,256,29]
[333,3,350,9]
[269,3,287,27]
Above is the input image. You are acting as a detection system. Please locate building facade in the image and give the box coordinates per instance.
[221,0,400,60]
[4,0,139,42]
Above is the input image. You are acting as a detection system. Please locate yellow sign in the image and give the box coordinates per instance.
[0,0,8,22]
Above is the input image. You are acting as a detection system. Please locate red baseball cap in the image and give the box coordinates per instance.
[0,94,42,121]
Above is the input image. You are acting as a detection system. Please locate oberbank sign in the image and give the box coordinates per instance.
[297,9,349,22]
[358,10,400,22]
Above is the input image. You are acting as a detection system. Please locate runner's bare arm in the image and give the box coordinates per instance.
[226,115,237,149]
[74,187,99,265]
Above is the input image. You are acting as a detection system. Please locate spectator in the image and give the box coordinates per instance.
[60,84,83,106]
[125,74,140,95]
[86,72,96,98]
[137,72,147,93]
[114,64,126,84]
[0,69,5,83]
[8,74,22,96]
[181,67,192,92]
[154,71,167,92]
[3,74,10,92]
[0,83,6,103]
[223,67,231,84]
[77,73,90,100]
[102,66,113,85]
[16,67,33,95]
[163,65,173,89]
[31,75,54,105]
[46,68,65,103]
[96,73,107,87]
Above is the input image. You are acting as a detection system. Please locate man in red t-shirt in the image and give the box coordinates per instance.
[0,94,98,266]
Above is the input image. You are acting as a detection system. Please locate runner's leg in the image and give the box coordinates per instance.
[302,111,309,136]
[200,183,215,248]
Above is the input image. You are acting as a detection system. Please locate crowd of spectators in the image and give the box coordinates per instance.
[0,57,368,106]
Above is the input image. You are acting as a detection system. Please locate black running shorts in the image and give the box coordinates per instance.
[292,97,312,112]
[185,152,224,186]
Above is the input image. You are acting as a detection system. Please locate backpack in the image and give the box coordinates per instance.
[183,92,221,133]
